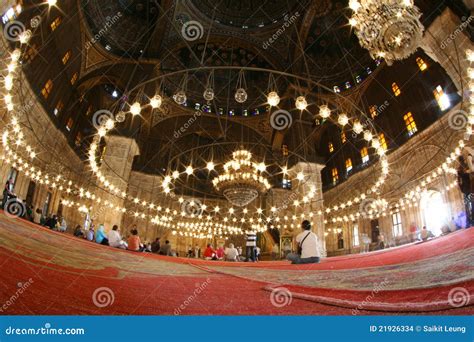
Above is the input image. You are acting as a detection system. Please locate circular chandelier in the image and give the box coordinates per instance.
[212,149,271,207]
[349,0,424,65]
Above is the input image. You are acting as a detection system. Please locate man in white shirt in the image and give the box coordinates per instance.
[287,220,320,264]
[108,225,125,249]
[225,243,239,261]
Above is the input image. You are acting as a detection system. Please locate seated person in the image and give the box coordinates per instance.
[216,246,225,260]
[95,224,109,245]
[287,220,321,265]
[151,238,161,254]
[127,229,141,251]
[159,240,172,256]
[108,225,126,249]
[58,217,67,232]
[203,244,217,260]
[420,226,434,241]
[224,243,239,262]
[73,225,84,238]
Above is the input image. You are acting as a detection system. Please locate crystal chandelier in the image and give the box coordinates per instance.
[349,0,424,65]
[212,149,271,207]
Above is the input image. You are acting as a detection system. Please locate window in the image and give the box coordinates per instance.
[23,44,38,63]
[50,16,62,31]
[54,100,64,116]
[379,133,388,151]
[62,50,71,65]
[282,178,292,189]
[416,57,428,71]
[345,158,353,172]
[392,82,401,96]
[403,112,418,136]
[392,212,403,237]
[41,79,53,99]
[331,168,339,185]
[360,147,369,163]
[66,117,74,131]
[281,144,288,157]
[369,105,377,119]
[75,132,82,146]
[433,85,450,111]
[353,224,360,246]
[2,5,21,24]
[70,72,78,85]
[328,142,334,153]
[341,132,346,144]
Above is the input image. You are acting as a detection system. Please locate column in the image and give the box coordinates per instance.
[97,135,139,230]
[420,8,474,93]
[288,162,326,257]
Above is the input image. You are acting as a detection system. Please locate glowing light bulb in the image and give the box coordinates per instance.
[185,165,193,175]
[295,96,307,110]
[47,0,58,6]
[319,105,331,118]
[150,95,162,109]
[206,161,215,171]
[349,0,361,11]
[338,113,349,126]
[130,102,141,115]
[267,91,280,106]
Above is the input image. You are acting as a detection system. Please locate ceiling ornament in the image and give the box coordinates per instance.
[212,149,271,207]
[349,0,424,65]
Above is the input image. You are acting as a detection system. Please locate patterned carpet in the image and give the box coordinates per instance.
[0,215,472,315]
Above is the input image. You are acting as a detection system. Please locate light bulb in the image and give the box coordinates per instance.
[47,0,58,6]
[203,88,215,101]
[295,96,307,110]
[130,102,141,115]
[150,95,162,109]
[319,105,331,118]
[267,91,280,106]
[235,88,247,103]
[206,161,215,171]
[173,90,187,105]
[363,130,373,141]
[185,165,193,175]
[353,120,363,134]
[338,113,349,126]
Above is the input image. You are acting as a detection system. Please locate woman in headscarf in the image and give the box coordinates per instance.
[95,224,109,245]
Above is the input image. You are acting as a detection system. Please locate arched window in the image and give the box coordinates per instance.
[403,112,418,136]
[331,168,339,185]
[416,57,428,71]
[369,105,378,119]
[379,133,388,151]
[328,142,334,153]
[392,82,401,96]
[360,147,369,163]
[341,131,347,143]
[345,158,353,172]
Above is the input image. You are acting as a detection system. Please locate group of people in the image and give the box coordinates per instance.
[201,243,252,262]
[73,223,174,255]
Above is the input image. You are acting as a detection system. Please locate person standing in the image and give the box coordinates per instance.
[458,156,473,226]
[245,230,257,262]
[287,220,320,264]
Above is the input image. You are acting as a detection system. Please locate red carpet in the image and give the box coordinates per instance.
[0,215,472,315]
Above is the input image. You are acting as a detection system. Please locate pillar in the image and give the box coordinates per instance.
[420,8,474,93]
[97,135,139,230]
[288,162,326,257]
